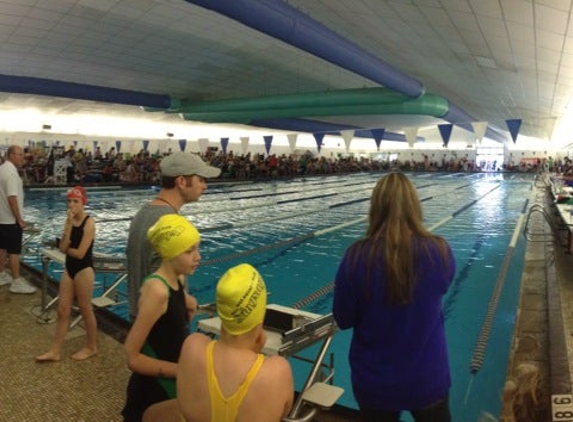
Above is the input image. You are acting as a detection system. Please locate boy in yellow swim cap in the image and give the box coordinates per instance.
[122,214,201,422]
[142,263,294,422]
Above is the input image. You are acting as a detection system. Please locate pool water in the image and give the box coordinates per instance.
[22,172,533,421]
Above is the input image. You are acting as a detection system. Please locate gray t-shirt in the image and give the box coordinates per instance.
[126,203,174,319]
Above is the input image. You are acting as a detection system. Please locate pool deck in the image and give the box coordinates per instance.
[0,180,569,421]
[0,279,359,422]
[499,179,572,421]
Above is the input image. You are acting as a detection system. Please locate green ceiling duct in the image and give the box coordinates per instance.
[144,87,410,114]
[172,88,449,124]
[173,88,411,112]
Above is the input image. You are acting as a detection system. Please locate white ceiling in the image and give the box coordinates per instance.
[0,0,571,147]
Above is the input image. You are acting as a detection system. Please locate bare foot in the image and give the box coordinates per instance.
[71,347,97,361]
[35,351,61,362]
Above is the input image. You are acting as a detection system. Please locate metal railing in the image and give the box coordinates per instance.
[523,204,560,245]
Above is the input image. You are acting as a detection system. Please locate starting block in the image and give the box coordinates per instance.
[38,247,126,328]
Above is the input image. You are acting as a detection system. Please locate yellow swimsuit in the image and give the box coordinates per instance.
[206,340,264,422]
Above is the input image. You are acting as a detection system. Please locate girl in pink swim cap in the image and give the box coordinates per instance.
[36,185,97,363]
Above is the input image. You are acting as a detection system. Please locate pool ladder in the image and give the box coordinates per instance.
[523,204,563,246]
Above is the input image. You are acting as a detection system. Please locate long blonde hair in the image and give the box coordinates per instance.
[349,172,449,304]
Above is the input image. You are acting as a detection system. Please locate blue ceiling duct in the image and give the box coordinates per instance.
[0,2,507,144]
[187,0,507,143]
[0,74,173,109]
[185,0,424,98]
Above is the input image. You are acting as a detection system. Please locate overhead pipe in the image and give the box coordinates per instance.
[0,74,175,109]
[186,0,506,143]
[185,0,425,98]
[0,2,507,144]
[154,87,412,113]
[179,93,448,123]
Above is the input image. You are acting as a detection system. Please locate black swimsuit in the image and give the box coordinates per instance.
[65,215,93,278]
[121,274,189,422]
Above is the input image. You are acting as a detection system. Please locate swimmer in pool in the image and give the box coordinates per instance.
[36,185,98,362]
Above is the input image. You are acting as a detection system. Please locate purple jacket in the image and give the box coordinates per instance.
[333,238,455,410]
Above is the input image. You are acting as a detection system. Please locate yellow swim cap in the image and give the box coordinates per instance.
[147,214,200,260]
[217,263,267,335]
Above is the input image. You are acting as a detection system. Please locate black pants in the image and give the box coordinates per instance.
[360,395,450,422]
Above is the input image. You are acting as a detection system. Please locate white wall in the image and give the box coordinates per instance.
[0,130,564,163]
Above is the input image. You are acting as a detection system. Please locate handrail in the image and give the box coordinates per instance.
[534,173,551,189]
[523,203,558,244]
[288,336,335,418]
[282,408,317,422]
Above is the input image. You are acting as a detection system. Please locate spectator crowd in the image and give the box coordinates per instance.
[0,144,570,186]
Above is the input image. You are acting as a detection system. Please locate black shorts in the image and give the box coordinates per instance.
[0,224,23,254]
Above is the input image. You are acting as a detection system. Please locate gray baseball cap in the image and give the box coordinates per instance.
[160,152,221,178]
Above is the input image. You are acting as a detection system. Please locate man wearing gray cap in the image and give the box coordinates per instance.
[126,152,220,320]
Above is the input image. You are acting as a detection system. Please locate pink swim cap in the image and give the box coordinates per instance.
[66,186,87,205]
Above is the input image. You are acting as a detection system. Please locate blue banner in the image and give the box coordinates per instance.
[264,135,273,155]
[179,139,186,151]
[143,139,149,152]
[313,133,325,153]
[506,119,522,144]
[220,137,229,154]
[371,128,385,150]
[438,124,453,147]
[115,140,122,153]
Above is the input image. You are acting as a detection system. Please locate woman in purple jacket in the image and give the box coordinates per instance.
[333,172,456,422]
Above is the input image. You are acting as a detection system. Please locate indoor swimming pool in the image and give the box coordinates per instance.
[22,171,534,421]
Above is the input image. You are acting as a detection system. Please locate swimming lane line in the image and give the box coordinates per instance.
[427,183,501,232]
[468,197,529,374]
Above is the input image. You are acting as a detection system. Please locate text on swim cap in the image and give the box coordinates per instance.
[151,225,186,245]
[230,274,264,324]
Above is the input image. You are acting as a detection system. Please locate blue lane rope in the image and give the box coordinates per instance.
[291,282,335,310]
[200,181,477,234]
[468,198,529,374]
[201,179,377,204]
[200,233,315,266]
[287,184,503,312]
[202,181,497,266]
[428,183,501,231]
